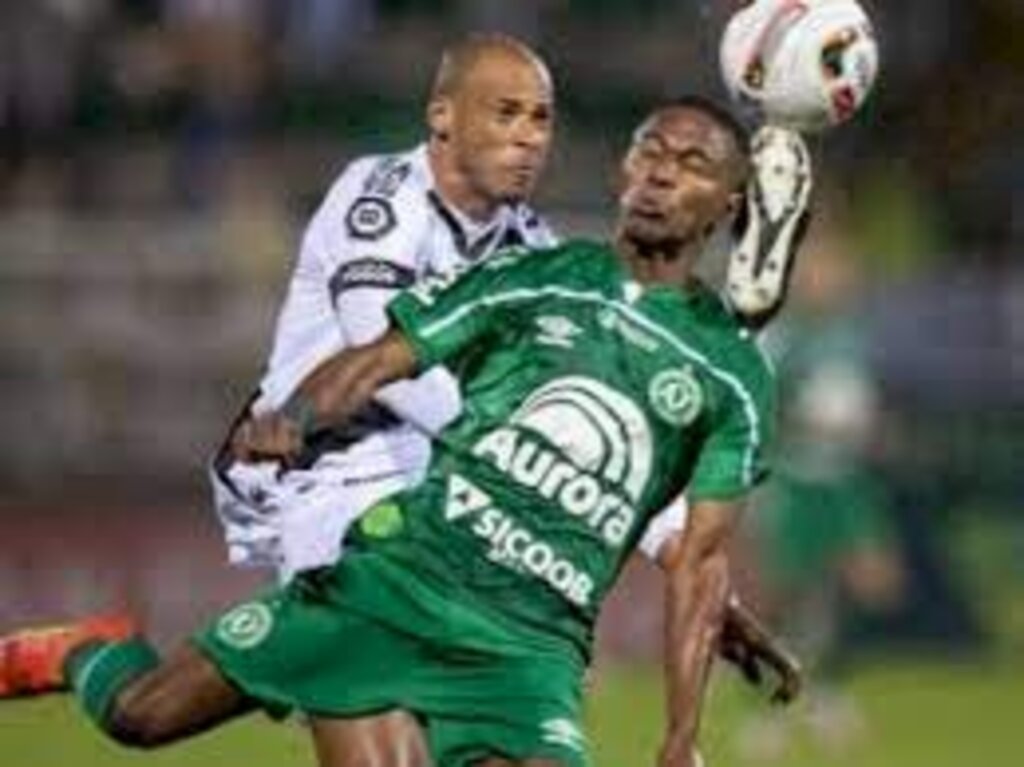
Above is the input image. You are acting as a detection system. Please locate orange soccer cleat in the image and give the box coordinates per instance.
[0,614,139,697]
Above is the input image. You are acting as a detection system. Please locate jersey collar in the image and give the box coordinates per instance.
[416,143,521,261]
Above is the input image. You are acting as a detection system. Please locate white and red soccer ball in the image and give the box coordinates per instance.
[720,0,880,133]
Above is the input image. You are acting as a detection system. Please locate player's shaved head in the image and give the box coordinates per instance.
[431,33,551,99]
[426,33,554,219]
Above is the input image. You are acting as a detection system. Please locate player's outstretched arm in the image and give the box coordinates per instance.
[232,330,417,465]
[658,497,742,767]
[718,595,802,704]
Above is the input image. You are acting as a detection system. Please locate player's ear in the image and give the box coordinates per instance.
[613,149,635,196]
[427,97,454,142]
[726,189,745,218]
[727,189,747,238]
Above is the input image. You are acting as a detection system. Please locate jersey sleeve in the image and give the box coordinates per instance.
[388,248,542,370]
[374,366,462,436]
[687,366,775,502]
[637,495,690,560]
[305,156,429,346]
[310,156,472,433]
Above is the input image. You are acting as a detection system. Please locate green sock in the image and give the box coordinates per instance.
[64,637,160,731]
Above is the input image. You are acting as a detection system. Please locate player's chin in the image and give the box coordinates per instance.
[498,176,537,203]
[495,166,541,201]
[621,214,669,245]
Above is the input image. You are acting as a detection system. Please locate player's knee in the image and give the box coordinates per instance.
[106,684,179,748]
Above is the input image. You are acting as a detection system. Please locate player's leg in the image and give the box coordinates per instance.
[310,712,431,767]
[0,613,254,747]
[63,637,252,748]
[0,613,138,697]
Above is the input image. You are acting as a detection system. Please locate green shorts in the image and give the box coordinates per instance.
[194,550,589,767]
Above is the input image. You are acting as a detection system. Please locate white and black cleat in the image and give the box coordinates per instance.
[726,125,813,328]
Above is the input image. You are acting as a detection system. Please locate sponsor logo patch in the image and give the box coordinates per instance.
[535,315,583,348]
[649,366,704,426]
[359,501,405,539]
[596,308,660,352]
[345,197,397,241]
[364,159,411,198]
[443,473,596,607]
[540,717,587,753]
[216,602,274,650]
[329,258,415,297]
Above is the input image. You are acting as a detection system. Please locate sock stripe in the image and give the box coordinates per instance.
[67,638,160,731]
[72,642,123,703]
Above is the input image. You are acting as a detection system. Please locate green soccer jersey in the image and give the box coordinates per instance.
[359,239,775,652]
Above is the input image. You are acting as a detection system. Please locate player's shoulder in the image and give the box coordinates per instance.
[325,145,427,198]
[689,290,776,399]
[720,328,776,414]
[313,145,431,245]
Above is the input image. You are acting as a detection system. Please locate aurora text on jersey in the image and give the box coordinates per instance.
[354,239,776,652]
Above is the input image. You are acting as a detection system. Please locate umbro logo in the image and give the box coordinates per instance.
[535,315,582,348]
[540,717,586,753]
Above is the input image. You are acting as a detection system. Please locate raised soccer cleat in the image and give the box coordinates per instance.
[0,614,139,697]
[726,124,813,328]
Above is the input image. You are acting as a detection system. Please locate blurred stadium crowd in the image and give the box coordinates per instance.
[1,2,1019,233]
[1,0,1022,672]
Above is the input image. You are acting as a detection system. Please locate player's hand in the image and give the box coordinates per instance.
[726,125,812,328]
[718,600,802,705]
[230,413,304,466]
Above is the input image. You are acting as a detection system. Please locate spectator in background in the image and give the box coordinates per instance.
[738,206,907,760]
[280,0,376,80]
[0,1,110,205]
[159,0,272,206]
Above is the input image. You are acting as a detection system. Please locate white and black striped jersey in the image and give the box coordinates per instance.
[256,143,557,424]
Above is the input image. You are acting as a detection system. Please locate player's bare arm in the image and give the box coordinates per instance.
[655,535,802,705]
[658,497,743,767]
[232,330,417,465]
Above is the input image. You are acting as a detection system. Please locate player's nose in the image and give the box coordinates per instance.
[643,159,677,189]
[514,118,550,152]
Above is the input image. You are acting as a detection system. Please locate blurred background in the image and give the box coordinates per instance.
[1,1,1022,766]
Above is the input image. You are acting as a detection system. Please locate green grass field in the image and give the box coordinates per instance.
[2,658,1020,766]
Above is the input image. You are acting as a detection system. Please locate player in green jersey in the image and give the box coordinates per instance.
[42,97,779,767]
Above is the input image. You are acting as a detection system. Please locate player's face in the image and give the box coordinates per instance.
[447,54,554,206]
[618,108,741,248]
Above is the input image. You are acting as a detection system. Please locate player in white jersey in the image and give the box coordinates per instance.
[210,34,558,584]
[212,114,557,582]
[214,32,560,764]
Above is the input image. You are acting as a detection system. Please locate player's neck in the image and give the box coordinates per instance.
[428,141,502,223]
[616,236,702,292]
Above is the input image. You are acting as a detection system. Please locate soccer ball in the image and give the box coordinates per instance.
[720,0,879,133]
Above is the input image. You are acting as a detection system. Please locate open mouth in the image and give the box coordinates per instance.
[628,198,667,222]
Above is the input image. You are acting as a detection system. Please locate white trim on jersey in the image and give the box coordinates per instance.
[416,283,765,488]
